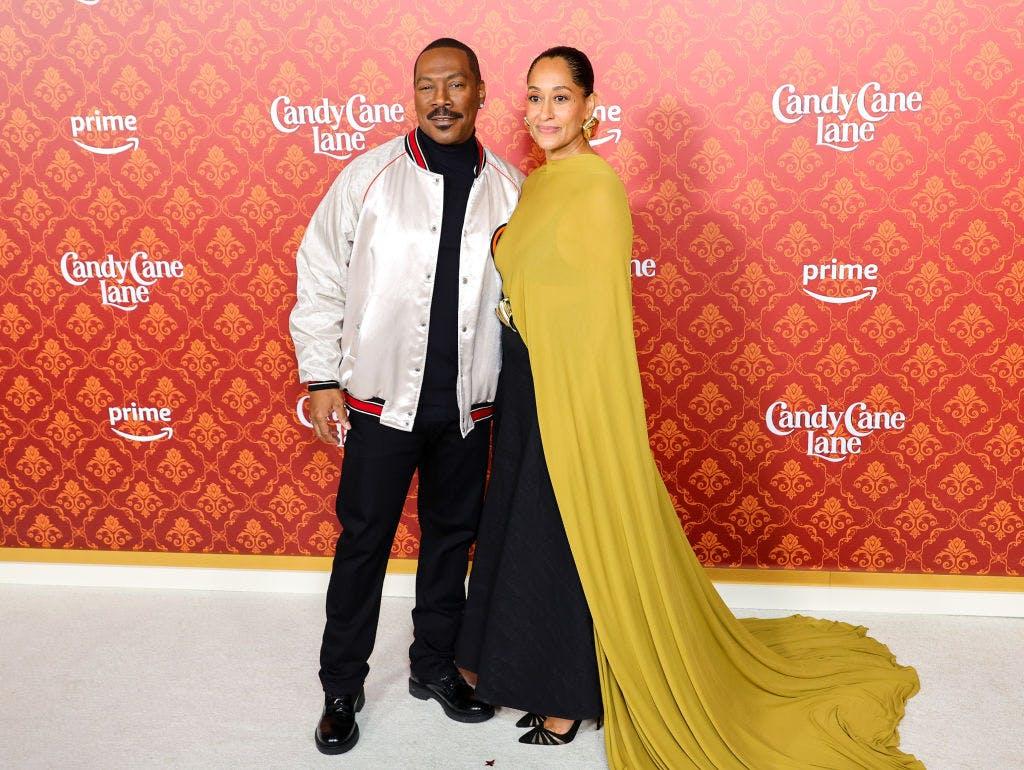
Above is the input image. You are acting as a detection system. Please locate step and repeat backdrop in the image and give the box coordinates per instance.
[2,0,1023,576]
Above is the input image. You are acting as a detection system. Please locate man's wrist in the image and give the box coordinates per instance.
[307,381,341,392]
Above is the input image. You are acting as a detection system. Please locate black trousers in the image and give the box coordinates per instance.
[318,409,491,695]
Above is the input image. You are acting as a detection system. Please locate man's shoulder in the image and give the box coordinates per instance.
[316,135,408,208]
[482,150,525,190]
[337,134,408,187]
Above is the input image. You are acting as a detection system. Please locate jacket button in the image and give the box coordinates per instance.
[462,277,468,284]
[462,326,468,332]
[430,225,437,232]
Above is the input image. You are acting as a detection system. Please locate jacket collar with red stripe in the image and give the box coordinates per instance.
[404,128,487,178]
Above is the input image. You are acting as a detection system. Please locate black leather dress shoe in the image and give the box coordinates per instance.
[408,669,495,723]
[315,688,365,755]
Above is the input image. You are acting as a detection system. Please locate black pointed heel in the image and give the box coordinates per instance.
[518,719,582,745]
[515,712,546,728]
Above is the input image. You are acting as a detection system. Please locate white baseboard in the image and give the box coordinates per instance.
[0,561,334,593]
[713,582,1024,618]
[2,561,1022,617]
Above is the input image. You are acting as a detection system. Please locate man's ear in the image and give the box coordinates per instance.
[478,79,487,107]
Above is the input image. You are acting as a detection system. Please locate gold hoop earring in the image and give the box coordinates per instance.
[582,116,598,141]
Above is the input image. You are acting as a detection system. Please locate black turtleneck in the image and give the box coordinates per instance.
[417,127,478,421]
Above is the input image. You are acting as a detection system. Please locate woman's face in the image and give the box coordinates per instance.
[525,57,596,160]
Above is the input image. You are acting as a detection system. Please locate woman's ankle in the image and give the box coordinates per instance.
[543,716,576,734]
[457,667,478,688]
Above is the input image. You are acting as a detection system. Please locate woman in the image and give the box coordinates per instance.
[458,47,922,768]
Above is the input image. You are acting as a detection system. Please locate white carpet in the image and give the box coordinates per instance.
[1,585,1022,769]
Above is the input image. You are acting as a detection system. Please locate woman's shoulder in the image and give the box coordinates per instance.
[522,154,628,212]
[552,153,623,193]
[562,152,620,180]
[576,155,628,208]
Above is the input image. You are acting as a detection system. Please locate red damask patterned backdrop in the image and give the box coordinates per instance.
[2,0,1023,576]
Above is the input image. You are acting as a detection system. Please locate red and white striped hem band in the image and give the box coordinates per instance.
[345,394,494,423]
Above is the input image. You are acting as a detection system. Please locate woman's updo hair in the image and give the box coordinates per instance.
[527,46,594,97]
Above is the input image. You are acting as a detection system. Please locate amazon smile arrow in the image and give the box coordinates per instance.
[111,425,173,442]
[802,286,878,304]
[73,137,139,155]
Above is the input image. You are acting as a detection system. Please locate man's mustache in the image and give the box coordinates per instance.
[427,107,464,120]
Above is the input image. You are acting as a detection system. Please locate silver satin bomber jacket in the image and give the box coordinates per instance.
[289,131,524,436]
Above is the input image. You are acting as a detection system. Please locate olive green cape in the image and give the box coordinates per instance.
[495,153,921,769]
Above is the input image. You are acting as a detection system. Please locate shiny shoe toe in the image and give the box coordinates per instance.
[315,688,365,755]
[409,669,494,723]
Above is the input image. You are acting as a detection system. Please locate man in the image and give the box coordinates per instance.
[289,38,523,755]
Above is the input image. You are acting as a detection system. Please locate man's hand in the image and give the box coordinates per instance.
[309,389,350,446]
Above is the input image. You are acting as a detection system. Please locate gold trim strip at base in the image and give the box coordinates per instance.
[1,549,1020,591]
[0,548,416,574]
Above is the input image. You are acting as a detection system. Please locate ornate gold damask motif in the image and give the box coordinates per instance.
[1,0,1023,576]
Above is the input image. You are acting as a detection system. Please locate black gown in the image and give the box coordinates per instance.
[456,326,602,720]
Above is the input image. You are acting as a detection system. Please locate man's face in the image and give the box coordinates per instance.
[413,47,485,145]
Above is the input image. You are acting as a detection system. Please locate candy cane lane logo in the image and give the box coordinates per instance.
[802,258,878,304]
[772,82,922,152]
[270,95,405,160]
[69,109,139,155]
[589,104,623,146]
[61,250,184,311]
[108,404,173,442]
[765,401,906,462]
